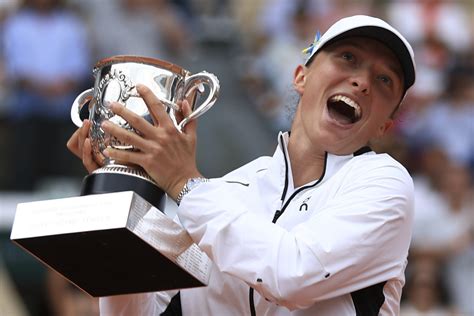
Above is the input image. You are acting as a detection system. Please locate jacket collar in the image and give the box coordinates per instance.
[271,132,373,191]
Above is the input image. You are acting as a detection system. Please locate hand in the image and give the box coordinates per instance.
[66,119,100,173]
[101,84,202,200]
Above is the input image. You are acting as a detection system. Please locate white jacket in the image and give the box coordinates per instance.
[100,132,414,315]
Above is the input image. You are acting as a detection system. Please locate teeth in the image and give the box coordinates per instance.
[330,95,361,118]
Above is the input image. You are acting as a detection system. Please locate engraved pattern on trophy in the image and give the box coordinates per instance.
[69,55,220,210]
[88,67,155,183]
[91,68,136,160]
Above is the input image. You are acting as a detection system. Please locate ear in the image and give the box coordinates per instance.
[293,65,306,95]
[376,119,394,137]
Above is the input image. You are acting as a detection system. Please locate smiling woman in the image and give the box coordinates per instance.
[69,15,417,316]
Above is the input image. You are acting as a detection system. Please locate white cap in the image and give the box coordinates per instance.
[304,15,416,93]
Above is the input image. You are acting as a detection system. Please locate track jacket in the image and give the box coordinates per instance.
[100,132,414,315]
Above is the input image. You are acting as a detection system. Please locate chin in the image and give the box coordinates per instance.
[321,138,365,156]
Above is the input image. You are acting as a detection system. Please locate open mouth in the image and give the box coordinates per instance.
[327,95,361,125]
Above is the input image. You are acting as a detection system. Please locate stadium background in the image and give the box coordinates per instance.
[0,0,472,315]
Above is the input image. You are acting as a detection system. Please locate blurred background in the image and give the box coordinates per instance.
[0,0,472,315]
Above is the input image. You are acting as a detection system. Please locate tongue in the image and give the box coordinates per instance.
[328,106,353,125]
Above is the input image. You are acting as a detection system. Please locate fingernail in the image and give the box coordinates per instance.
[136,84,146,93]
[101,120,110,128]
[103,148,110,157]
[108,102,118,111]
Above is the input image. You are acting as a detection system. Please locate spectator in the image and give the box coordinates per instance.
[401,258,456,315]
[423,63,474,168]
[239,2,316,131]
[72,0,190,63]
[387,0,472,54]
[408,157,473,314]
[1,0,90,190]
[409,146,450,257]
[438,162,474,315]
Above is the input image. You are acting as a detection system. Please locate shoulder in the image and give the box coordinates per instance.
[337,152,415,201]
[330,153,415,227]
[350,152,412,183]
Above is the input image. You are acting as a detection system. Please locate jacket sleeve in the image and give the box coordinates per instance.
[177,162,414,310]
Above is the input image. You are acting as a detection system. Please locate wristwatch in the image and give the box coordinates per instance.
[175,177,209,206]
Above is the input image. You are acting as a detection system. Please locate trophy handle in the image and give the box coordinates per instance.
[71,88,94,127]
[178,71,219,131]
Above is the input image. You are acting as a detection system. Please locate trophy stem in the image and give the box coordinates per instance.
[81,171,166,211]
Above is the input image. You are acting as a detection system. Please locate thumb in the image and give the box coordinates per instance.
[181,100,197,134]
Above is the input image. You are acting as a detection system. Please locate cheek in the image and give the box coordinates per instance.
[300,91,325,123]
[301,73,330,106]
[364,113,392,138]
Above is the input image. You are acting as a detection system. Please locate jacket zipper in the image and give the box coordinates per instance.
[249,135,328,315]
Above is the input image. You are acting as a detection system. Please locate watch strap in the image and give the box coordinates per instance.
[175,177,209,206]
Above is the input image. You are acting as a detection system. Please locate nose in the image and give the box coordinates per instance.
[351,72,370,95]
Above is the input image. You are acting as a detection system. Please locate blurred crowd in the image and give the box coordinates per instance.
[0,0,473,315]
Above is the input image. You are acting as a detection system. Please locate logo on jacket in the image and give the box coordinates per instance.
[299,196,311,211]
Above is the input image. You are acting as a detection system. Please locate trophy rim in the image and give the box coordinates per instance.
[95,55,190,76]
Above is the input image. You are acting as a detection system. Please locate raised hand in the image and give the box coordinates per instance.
[100,84,202,200]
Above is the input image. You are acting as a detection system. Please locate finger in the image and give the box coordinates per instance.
[136,84,173,129]
[101,120,149,151]
[174,100,185,123]
[67,120,90,158]
[108,102,156,137]
[77,120,91,156]
[103,147,144,167]
[181,100,197,135]
[67,128,82,158]
[82,138,100,173]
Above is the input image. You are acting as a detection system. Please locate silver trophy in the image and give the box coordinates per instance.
[71,55,219,209]
[10,56,218,296]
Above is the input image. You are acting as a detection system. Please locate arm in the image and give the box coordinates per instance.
[178,163,414,310]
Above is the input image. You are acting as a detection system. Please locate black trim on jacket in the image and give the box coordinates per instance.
[353,146,372,156]
[351,281,387,316]
[161,292,182,316]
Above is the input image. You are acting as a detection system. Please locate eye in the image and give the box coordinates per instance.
[341,52,355,62]
[377,74,392,85]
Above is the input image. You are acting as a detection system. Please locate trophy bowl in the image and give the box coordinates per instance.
[71,55,219,209]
